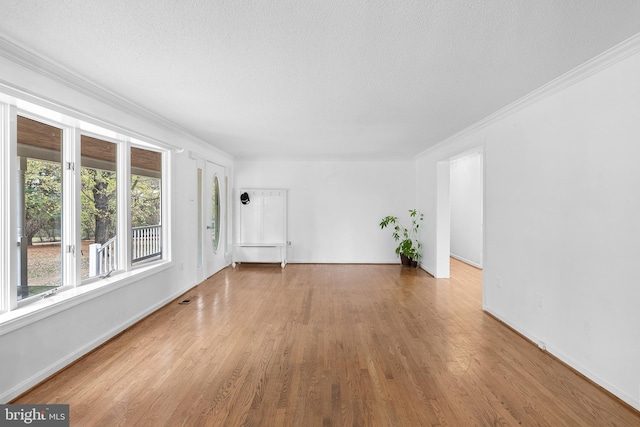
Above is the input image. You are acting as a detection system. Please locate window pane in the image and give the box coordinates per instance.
[81,136,117,280]
[131,147,162,265]
[17,116,62,300]
[211,175,220,252]
[197,168,202,268]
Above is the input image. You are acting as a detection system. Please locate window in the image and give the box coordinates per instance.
[0,94,170,314]
[81,135,118,280]
[130,147,162,266]
[211,175,220,252]
[17,117,63,300]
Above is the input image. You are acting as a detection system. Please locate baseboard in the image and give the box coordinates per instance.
[483,306,640,412]
[285,258,401,264]
[544,341,640,412]
[450,253,482,269]
[419,264,435,277]
[2,282,197,403]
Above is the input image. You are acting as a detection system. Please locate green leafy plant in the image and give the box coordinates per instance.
[379,209,424,264]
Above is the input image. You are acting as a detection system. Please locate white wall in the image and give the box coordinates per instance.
[234,159,416,263]
[450,152,483,268]
[416,44,640,410]
[0,52,232,402]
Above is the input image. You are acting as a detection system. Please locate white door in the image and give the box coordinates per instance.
[204,161,227,278]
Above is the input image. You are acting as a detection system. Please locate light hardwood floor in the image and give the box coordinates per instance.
[14,259,640,426]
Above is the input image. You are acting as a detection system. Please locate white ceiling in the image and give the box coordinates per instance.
[1,1,640,159]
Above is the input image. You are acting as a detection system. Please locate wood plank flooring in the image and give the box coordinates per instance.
[14,259,640,426]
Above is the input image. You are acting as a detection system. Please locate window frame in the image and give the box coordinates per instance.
[79,131,124,285]
[0,103,12,313]
[15,110,75,308]
[0,88,172,320]
[129,143,168,270]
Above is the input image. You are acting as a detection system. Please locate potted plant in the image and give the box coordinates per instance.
[379,209,424,267]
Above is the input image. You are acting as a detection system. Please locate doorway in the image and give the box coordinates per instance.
[449,151,483,269]
[434,147,484,278]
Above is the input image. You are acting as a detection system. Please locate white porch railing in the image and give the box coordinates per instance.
[89,236,117,277]
[88,225,162,277]
[132,224,162,263]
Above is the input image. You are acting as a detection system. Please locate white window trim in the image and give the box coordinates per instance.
[14,111,75,308]
[79,130,125,285]
[0,103,12,313]
[0,84,173,318]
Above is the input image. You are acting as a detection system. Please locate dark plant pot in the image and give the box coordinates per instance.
[400,254,419,268]
[400,254,411,266]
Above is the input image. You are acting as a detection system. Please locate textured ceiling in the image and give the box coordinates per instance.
[1,1,640,159]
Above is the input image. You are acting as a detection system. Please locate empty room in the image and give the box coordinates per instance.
[1,1,640,425]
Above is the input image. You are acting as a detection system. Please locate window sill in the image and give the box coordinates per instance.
[0,260,172,336]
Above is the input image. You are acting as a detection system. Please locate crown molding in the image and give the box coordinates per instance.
[234,153,416,162]
[417,32,640,159]
[0,35,230,157]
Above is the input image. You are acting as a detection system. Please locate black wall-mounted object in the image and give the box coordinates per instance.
[240,192,250,205]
